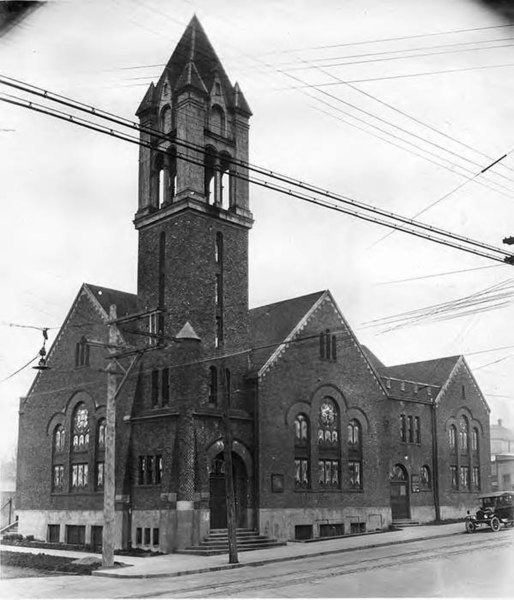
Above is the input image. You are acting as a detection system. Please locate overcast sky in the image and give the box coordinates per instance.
[1,0,513,463]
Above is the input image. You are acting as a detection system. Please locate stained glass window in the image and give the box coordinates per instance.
[72,405,89,451]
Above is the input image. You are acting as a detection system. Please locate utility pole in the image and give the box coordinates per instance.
[221,364,238,564]
[102,304,118,568]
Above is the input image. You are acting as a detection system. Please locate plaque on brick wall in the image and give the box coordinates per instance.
[271,474,284,493]
[411,474,420,493]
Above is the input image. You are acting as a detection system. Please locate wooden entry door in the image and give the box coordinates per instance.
[390,464,410,520]
[209,453,247,529]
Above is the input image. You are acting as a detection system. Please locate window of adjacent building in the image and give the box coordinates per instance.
[144,528,151,545]
[153,528,160,546]
[52,465,64,491]
[72,404,89,451]
[54,425,65,453]
[75,336,90,368]
[420,465,431,489]
[460,466,470,490]
[136,527,142,545]
[294,414,310,489]
[450,465,458,490]
[71,463,88,489]
[448,425,457,450]
[318,398,340,489]
[348,419,362,489]
[66,525,85,545]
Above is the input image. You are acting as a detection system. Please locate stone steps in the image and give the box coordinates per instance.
[181,528,286,556]
[392,519,420,528]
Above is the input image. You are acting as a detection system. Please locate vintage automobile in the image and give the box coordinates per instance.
[465,491,514,533]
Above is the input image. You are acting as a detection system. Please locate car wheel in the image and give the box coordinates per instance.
[490,516,501,532]
[465,520,476,533]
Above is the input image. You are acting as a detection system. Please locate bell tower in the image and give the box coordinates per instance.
[134,16,253,351]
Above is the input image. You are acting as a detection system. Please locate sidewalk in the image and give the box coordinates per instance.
[2,522,465,579]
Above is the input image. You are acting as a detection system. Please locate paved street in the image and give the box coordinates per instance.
[1,528,513,598]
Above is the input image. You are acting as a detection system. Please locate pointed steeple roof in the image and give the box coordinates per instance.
[158,16,235,104]
[135,82,156,117]
[175,59,209,95]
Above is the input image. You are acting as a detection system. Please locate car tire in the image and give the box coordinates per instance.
[490,516,501,532]
[465,520,476,533]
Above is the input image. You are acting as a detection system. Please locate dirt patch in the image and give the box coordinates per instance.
[0,551,97,576]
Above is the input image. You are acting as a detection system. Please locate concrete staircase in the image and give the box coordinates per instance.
[392,519,420,529]
[180,528,286,555]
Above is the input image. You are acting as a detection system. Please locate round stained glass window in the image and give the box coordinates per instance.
[319,401,336,427]
[74,406,89,432]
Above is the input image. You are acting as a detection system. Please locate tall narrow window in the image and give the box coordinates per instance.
[415,417,420,444]
[225,369,231,407]
[472,466,480,490]
[208,366,218,405]
[408,416,414,443]
[400,414,407,442]
[158,168,166,207]
[72,404,89,451]
[151,369,159,407]
[215,315,223,348]
[97,419,106,450]
[449,425,456,449]
[472,428,479,452]
[420,465,431,489]
[158,232,166,308]
[75,337,90,367]
[460,466,470,490]
[450,465,458,490]
[219,153,231,209]
[54,425,66,453]
[215,232,223,264]
[319,333,325,359]
[318,398,340,489]
[294,414,310,489]
[215,273,222,306]
[161,368,170,406]
[348,419,362,490]
[204,148,216,204]
[459,417,469,452]
[331,335,337,360]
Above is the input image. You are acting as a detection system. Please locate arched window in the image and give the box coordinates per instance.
[71,403,89,490]
[390,463,408,482]
[294,414,310,489]
[72,404,89,451]
[448,425,457,449]
[459,417,469,452]
[318,398,340,489]
[294,414,309,445]
[97,419,106,450]
[210,105,225,137]
[472,428,479,452]
[208,366,218,405]
[420,465,431,489]
[319,330,336,360]
[160,105,172,134]
[348,419,362,489]
[219,153,232,209]
[54,425,65,453]
[204,147,216,204]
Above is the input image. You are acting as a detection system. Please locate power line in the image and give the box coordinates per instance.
[1,93,512,268]
[1,77,513,264]
[374,264,502,285]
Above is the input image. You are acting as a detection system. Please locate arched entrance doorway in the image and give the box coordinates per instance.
[390,463,410,520]
[209,452,248,529]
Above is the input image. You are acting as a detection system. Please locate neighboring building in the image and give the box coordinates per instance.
[490,419,514,491]
[15,17,491,553]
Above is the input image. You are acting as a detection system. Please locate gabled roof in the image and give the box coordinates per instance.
[84,283,139,320]
[384,355,461,386]
[249,291,326,372]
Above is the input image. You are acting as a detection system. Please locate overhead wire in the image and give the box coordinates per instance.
[1,79,513,265]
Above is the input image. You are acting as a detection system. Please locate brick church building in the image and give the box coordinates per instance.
[16,17,491,553]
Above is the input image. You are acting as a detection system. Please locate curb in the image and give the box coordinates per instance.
[92,529,464,579]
